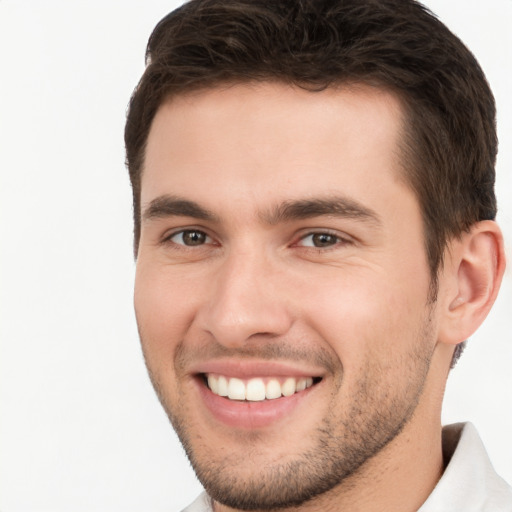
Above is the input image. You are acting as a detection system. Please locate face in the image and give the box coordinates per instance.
[135,83,439,510]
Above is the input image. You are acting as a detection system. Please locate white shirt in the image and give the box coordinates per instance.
[182,422,512,512]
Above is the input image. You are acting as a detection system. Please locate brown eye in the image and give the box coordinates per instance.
[299,233,341,248]
[171,230,210,246]
[311,233,338,247]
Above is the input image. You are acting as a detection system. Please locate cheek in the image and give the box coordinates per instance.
[134,262,200,365]
[296,263,431,368]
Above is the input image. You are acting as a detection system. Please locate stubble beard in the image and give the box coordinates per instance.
[142,320,434,511]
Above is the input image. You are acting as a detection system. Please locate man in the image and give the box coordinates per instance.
[124,0,511,510]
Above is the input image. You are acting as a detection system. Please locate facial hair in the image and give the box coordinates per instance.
[142,315,435,511]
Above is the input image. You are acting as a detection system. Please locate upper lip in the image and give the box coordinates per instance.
[191,359,325,379]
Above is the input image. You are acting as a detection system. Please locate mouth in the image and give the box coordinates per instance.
[192,361,326,428]
[201,373,322,401]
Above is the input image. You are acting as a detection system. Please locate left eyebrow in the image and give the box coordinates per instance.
[261,196,382,227]
[141,195,219,223]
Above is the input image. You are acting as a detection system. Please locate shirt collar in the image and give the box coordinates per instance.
[419,422,512,511]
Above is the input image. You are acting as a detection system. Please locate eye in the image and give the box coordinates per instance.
[168,229,212,246]
[298,232,347,248]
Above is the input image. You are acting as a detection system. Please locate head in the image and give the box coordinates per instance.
[125,1,504,510]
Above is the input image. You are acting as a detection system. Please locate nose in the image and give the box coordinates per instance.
[196,249,293,348]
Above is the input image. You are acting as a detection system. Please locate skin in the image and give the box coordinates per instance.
[134,82,504,511]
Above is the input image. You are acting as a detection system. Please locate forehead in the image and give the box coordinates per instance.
[142,82,409,216]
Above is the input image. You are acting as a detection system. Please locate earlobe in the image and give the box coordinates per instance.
[439,220,505,346]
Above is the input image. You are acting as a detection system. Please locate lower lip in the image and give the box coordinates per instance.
[196,378,317,429]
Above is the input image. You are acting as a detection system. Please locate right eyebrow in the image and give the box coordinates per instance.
[262,196,382,228]
[141,195,219,223]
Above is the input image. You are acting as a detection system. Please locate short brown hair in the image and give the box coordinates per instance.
[125,0,497,294]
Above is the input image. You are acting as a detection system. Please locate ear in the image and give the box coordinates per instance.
[438,220,506,346]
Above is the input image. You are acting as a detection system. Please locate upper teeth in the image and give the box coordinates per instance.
[206,375,314,401]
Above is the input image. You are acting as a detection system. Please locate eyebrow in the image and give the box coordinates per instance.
[142,195,219,222]
[141,194,381,227]
[262,196,382,227]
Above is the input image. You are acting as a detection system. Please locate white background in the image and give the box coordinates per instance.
[0,1,511,511]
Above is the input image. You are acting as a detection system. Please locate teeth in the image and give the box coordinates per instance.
[206,375,316,401]
[246,378,266,401]
[265,379,282,400]
[281,377,296,397]
[228,377,246,400]
[296,378,307,392]
[207,375,219,394]
[217,376,228,397]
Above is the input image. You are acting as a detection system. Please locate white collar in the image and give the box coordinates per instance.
[419,422,512,511]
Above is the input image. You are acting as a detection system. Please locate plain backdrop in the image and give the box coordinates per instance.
[0,1,511,511]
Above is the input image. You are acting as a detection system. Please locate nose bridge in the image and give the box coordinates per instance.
[199,244,292,347]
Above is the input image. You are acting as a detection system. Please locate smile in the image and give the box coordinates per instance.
[205,374,317,401]
[194,364,325,428]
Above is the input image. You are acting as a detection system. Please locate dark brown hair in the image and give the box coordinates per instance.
[125,0,497,293]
